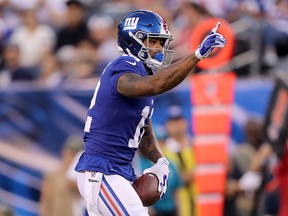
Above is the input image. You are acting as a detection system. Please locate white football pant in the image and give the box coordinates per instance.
[77,171,149,216]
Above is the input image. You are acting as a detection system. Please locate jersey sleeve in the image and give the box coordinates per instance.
[110,56,144,93]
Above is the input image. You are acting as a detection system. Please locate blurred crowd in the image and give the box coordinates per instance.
[135,106,282,216]
[0,0,287,88]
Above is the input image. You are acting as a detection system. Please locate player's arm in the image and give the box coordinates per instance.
[138,120,163,163]
[138,120,170,197]
[117,54,200,97]
[117,23,225,98]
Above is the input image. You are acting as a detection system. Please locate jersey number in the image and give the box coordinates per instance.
[128,106,153,148]
[84,63,110,132]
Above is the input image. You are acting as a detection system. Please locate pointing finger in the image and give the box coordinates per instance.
[211,22,221,33]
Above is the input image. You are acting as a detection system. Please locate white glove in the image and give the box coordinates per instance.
[195,22,226,59]
[143,157,169,198]
[239,171,262,192]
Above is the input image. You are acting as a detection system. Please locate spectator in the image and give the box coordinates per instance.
[87,14,119,76]
[66,142,87,216]
[192,0,234,19]
[232,118,265,216]
[162,105,196,216]
[233,118,264,174]
[37,52,65,87]
[40,135,84,216]
[224,158,243,216]
[73,38,97,79]
[172,2,211,61]
[0,44,37,86]
[0,204,14,216]
[100,0,135,21]
[40,0,69,28]
[9,8,56,68]
[237,143,280,215]
[55,45,78,79]
[55,0,88,50]
[262,0,288,67]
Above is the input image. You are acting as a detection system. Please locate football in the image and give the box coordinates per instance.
[132,173,161,207]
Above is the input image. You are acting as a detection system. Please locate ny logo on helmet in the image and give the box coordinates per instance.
[123,17,139,30]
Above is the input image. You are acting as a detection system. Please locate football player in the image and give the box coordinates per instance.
[75,10,226,216]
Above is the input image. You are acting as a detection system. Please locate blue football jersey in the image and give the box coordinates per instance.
[75,54,155,181]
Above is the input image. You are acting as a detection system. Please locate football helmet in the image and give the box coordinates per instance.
[118,10,173,70]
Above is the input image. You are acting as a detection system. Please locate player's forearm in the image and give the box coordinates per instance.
[138,137,163,163]
[117,53,200,98]
[149,53,200,95]
[138,131,164,163]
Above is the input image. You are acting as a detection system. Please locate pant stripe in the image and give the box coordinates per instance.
[100,177,129,215]
[99,192,116,216]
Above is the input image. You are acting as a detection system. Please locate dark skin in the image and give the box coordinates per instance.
[117,38,200,163]
[117,38,200,97]
[138,121,162,163]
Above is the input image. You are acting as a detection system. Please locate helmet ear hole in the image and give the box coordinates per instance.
[139,52,145,58]
[136,32,145,40]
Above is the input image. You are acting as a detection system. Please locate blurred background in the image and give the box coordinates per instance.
[0,0,287,216]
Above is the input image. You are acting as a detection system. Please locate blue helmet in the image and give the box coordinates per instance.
[118,10,173,70]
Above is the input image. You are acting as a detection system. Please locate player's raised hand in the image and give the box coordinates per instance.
[143,157,169,198]
[195,22,226,59]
